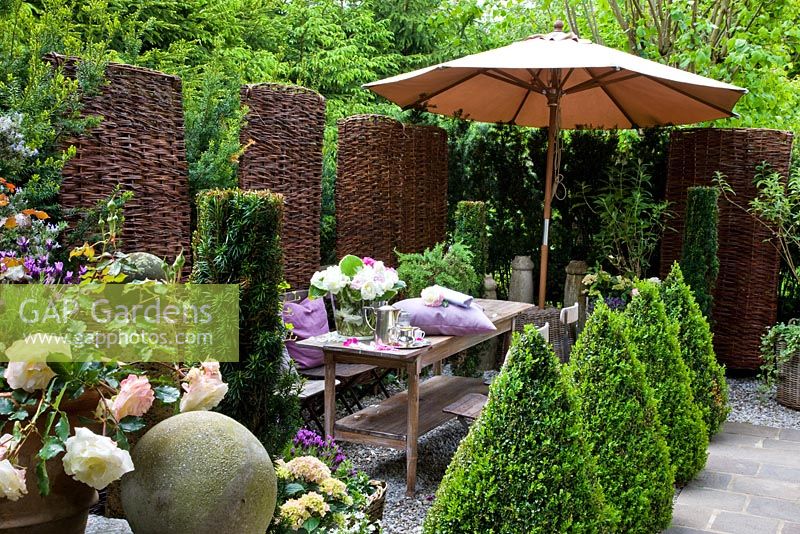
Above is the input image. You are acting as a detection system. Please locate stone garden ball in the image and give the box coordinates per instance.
[120,411,277,534]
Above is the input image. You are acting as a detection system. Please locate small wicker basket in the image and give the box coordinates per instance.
[365,479,387,523]
[776,339,800,411]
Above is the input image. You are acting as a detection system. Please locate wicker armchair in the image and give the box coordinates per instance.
[514,306,572,362]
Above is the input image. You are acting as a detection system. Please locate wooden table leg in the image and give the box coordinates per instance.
[405,360,420,496]
[433,360,443,375]
[324,350,336,439]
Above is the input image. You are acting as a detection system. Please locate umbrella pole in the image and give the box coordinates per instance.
[538,100,559,309]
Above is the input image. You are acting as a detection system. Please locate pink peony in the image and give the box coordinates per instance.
[362,257,376,267]
[111,374,155,420]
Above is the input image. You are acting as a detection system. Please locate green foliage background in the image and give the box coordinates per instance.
[1,0,798,302]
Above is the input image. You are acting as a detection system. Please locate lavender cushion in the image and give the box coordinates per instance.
[282,297,329,369]
[394,298,497,336]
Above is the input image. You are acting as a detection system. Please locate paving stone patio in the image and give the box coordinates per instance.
[666,421,800,534]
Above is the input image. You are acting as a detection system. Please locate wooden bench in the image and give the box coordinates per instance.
[442,392,488,429]
[445,322,551,426]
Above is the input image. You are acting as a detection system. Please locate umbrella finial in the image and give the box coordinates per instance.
[553,19,564,32]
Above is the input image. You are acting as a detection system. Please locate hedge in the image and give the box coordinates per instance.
[625,280,708,484]
[680,186,720,318]
[567,303,674,533]
[423,325,612,534]
[453,200,488,290]
[662,262,729,437]
[191,188,302,456]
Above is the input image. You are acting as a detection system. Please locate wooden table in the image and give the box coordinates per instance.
[298,299,534,495]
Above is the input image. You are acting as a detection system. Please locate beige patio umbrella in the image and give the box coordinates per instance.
[364,20,746,308]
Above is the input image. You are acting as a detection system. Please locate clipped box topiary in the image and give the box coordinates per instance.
[567,302,674,533]
[661,262,729,437]
[625,280,708,485]
[423,325,613,534]
[191,188,302,457]
[680,186,720,319]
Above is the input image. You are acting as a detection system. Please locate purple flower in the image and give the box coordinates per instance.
[16,237,29,253]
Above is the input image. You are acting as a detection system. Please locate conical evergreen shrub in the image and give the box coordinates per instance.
[625,280,708,485]
[423,326,611,534]
[567,303,674,533]
[661,262,729,437]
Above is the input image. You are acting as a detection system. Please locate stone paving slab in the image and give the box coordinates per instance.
[665,422,800,534]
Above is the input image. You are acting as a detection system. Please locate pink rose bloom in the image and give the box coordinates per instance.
[179,363,228,412]
[0,434,15,461]
[111,374,155,420]
[362,257,375,267]
[200,361,222,380]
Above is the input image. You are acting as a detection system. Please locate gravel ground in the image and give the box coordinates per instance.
[86,375,800,533]
[726,375,800,429]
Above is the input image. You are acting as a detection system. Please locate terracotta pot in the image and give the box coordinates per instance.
[0,391,100,534]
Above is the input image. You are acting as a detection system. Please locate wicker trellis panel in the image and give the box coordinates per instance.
[51,55,191,265]
[337,115,403,264]
[660,128,793,370]
[337,115,447,266]
[239,83,325,289]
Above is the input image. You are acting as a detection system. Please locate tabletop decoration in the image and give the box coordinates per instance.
[310,255,405,339]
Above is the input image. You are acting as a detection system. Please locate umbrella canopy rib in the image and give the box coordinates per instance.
[483,70,538,92]
[404,69,488,110]
[641,73,739,117]
[510,89,532,124]
[587,69,639,127]
[525,68,548,93]
[565,70,637,95]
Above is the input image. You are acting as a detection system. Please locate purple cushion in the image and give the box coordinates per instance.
[394,298,497,336]
[282,297,329,369]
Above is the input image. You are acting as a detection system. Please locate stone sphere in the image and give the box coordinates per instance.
[122,252,168,281]
[120,411,277,534]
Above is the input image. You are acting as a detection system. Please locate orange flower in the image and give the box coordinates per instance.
[0,194,7,207]
[0,178,15,193]
[21,209,49,220]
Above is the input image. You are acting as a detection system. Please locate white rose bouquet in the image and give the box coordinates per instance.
[310,255,405,338]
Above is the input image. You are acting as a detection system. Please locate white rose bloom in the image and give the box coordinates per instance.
[310,269,328,291]
[325,267,350,294]
[4,361,56,392]
[179,366,229,412]
[6,334,72,363]
[349,266,374,290]
[0,460,27,501]
[381,269,399,292]
[359,280,379,302]
[372,261,386,273]
[62,428,134,490]
[421,285,445,307]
